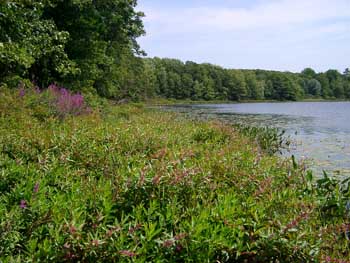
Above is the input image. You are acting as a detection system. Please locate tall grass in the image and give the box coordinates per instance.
[0,87,349,262]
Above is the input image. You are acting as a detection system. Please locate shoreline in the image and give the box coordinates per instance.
[1,88,349,261]
[146,98,350,106]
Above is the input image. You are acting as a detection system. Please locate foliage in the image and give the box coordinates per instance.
[0,0,145,99]
[1,2,349,102]
[144,58,350,102]
[0,85,91,121]
[234,125,290,155]
[1,88,350,262]
[0,1,77,87]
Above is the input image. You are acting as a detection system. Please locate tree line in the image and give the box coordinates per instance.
[1,1,349,101]
[143,58,350,101]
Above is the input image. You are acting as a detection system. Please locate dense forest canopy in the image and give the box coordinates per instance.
[1,1,349,101]
[0,0,146,99]
[145,58,350,101]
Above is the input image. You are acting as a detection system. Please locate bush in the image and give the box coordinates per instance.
[0,92,349,261]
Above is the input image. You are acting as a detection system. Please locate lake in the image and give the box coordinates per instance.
[161,102,350,178]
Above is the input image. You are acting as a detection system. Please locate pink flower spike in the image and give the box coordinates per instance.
[20,199,27,209]
[18,88,25,98]
[33,183,39,193]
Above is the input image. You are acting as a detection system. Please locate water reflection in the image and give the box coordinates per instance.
[160,102,350,178]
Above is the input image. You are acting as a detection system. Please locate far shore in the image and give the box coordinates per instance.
[147,97,350,106]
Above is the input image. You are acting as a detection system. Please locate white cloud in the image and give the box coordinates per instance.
[141,0,350,33]
[137,0,350,72]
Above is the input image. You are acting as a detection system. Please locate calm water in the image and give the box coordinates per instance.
[162,102,350,178]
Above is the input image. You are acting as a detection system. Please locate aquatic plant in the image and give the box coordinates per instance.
[234,124,290,155]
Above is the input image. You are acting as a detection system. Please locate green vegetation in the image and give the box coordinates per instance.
[0,0,147,100]
[1,87,350,262]
[142,59,350,101]
[1,1,350,102]
[1,1,350,262]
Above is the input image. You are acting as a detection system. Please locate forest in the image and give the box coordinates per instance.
[1,1,350,101]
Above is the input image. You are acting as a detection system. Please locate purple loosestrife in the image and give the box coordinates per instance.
[18,88,26,98]
[47,84,91,118]
[20,200,27,209]
[162,240,174,248]
[48,84,60,95]
[33,183,39,193]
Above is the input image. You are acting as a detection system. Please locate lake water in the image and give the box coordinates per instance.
[161,102,350,178]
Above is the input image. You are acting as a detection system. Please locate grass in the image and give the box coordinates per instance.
[0,87,350,262]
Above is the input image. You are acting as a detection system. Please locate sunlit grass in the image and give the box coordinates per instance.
[0,87,349,262]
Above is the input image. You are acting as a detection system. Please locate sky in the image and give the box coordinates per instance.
[136,0,350,73]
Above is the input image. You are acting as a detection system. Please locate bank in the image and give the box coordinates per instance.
[0,88,349,262]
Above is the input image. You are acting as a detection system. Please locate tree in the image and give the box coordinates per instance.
[326,70,344,98]
[245,71,264,100]
[305,79,322,97]
[317,73,332,98]
[0,0,146,101]
[0,1,77,87]
[193,80,205,100]
[181,73,194,99]
[226,70,247,101]
[301,68,317,79]
[139,59,157,99]
[44,0,145,97]
[269,73,298,101]
[202,77,215,100]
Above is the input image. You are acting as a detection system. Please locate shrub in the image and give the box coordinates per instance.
[0,92,349,262]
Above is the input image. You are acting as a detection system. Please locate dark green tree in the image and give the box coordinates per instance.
[301,68,317,79]
[0,1,77,87]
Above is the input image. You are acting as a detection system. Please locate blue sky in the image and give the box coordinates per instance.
[137,0,350,72]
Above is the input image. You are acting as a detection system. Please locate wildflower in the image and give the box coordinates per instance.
[34,87,41,94]
[174,233,187,240]
[18,88,26,98]
[175,244,183,252]
[162,239,174,248]
[283,211,310,233]
[152,174,161,185]
[128,224,142,234]
[63,243,71,249]
[106,229,114,237]
[33,183,39,193]
[69,225,77,234]
[106,226,121,238]
[48,84,60,94]
[64,252,76,260]
[20,199,27,209]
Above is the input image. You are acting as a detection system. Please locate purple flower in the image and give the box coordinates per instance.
[162,239,174,248]
[34,87,41,94]
[20,200,27,209]
[18,88,26,98]
[47,84,90,117]
[175,244,183,252]
[48,84,60,95]
[33,183,39,193]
